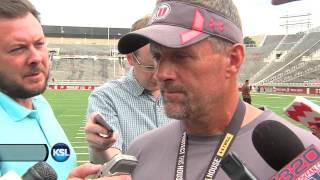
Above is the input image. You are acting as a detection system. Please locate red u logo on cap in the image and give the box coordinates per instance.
[156,3,171,20]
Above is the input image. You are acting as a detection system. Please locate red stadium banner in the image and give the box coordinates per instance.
[48,85,96,90]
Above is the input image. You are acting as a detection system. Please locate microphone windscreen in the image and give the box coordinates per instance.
[22,161,57,180]
[252,120,305,171]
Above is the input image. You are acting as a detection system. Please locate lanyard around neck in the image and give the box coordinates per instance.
[174,100,246,180]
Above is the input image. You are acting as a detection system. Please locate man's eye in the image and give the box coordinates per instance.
[146,66,156,70]
[35,42,45,48]
[10,46,24,53]
[175,54,188,59]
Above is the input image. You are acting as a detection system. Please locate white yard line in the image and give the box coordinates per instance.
[73,146,88,149]
[61,124,84,126]
[70,141,87,144]
[59,114,84,117]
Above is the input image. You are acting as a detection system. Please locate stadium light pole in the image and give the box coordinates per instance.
[60,26,64,44]
[107,27,110,56]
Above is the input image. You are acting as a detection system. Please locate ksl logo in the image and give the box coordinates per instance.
[51,143,70,162]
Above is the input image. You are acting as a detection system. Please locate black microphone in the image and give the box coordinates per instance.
[271,0,301,5]
[221,152,258,180]
[22,161,57,180]
[252,120,305,171]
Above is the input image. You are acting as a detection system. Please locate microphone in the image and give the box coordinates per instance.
[284,96,320,138]
[270,144,320,180]
[271,0,301,5]
[0,161,57,180]
[252,120,305,171]
[252,120,320,179]
[22,161,57,180]
[221,152,258,180]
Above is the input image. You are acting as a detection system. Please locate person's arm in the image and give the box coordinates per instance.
[86,89,124,163]
[85,113,121,164]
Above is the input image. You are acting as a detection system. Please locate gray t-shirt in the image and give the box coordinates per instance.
[127,110,320,180]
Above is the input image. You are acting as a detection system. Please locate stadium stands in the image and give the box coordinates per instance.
[43,25,319,89]
[239,35,284,82]
[248,31,320,85]
[44,25,130,84]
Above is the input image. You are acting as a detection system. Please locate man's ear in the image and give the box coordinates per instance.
[127,54,134,66]
[226,43,245,77]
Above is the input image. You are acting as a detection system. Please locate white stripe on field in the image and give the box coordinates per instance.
[253,103,282,109]
[73,146,88,149]
[60,114,83,117]
[61,124,83,126]
[252,92,320,99]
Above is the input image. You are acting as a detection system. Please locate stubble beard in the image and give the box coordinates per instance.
[0,71,48,99]
[163,98,189,120]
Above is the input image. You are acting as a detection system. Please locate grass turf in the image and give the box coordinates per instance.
[43,90,320,164]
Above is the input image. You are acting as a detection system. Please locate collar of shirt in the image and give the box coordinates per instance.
[0,91,37,122]
[124,68,146,97]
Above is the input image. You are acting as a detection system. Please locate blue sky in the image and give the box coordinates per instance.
[29,0,320,36]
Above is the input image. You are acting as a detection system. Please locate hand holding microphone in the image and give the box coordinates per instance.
[67,163,131,180]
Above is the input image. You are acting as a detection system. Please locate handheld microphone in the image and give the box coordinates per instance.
[0,161,57,180]
[271,0,301,5]
[284,96,320,138]
[22,161,57,180]
[270,144,320,180]
[252,120,305,171]
[221,152,258,180]
[252,120,320,179]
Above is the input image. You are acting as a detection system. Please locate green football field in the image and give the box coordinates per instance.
[43,90,320,165]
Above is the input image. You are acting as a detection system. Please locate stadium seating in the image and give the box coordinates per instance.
[43,25,320,87]
[245,31,320,85]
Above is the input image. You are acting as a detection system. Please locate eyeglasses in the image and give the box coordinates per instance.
[132,52,157,72]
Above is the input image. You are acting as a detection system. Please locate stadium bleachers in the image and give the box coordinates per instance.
[44,25,319,87]
[276,33,304,51]
[249,31,320,85]
[48,44,111,56]
[50,56,127,83]
[270,40,320,83]
[239,35,284,82]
